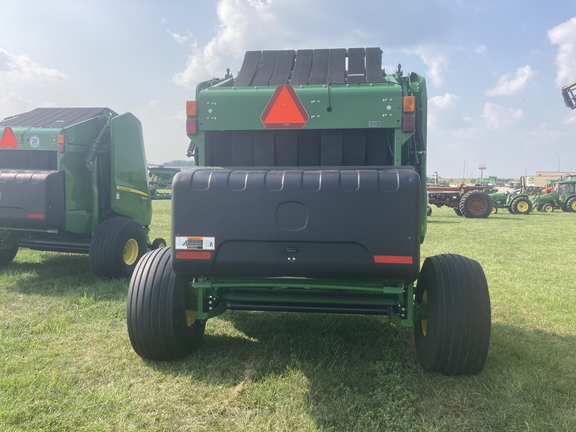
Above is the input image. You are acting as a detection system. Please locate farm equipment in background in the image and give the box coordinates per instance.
[556,177,576,211]
[562,81,576,109]
[489,176,533,215]
[532,193,558,212]
[148,165,182,199]
[126,47,492,376]
[0,108,165,278]
[427,184,492,218]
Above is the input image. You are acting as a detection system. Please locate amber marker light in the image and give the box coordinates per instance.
[403,96,415,113]
[186,101,198,116]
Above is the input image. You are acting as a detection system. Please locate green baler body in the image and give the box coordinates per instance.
[191,53,427,243]
[0,108,151,253]
[177,48,428,326]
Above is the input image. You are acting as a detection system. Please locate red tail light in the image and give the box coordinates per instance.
[58,134,65,153]
[186,118,198,135]
[402,116,415,132]
[0,127,19,148]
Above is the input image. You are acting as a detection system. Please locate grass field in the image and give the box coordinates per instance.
[1,201,575,431]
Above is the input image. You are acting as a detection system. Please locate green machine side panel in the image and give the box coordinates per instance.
[197,84,403,131]
[110,113,152,226]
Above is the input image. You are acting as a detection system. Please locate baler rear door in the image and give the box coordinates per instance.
[0,170,65,230]
[172,166,421,283]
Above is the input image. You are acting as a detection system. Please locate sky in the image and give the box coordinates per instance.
[1,0,576,179]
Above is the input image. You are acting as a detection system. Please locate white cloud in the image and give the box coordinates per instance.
[563,113,576,124]
[548,17,576,88]
[480,102,523,129]
[486,65,535,96]
[168,30,194,45]
[406,46,449,87]
[428,93,460,128]
[0,48,68,82]
[172,0,455,89]
[473,43,487,55]
[0,49,68,119]
[172,0,280,89]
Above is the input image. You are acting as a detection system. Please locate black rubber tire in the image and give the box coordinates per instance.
[89,217,147,279]
[426,205,432,217]
[0,246,18,268]
[491,206,498,214]
[454,207,463,216]
[459,190,492,218]
[414,254,491,375]
[152,238,167,249]
[127,247,205,360]
[543,203,554,213]
[567,197,576,212]
[510,197,532,215]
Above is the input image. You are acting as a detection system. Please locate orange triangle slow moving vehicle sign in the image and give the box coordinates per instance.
[261,85,309,129]
[0,127,19,148]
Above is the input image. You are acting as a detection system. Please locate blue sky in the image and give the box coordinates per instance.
[1,0,576,179]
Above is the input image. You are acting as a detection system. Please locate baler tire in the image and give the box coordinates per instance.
[510,197,532,215]
[414,254,491,376]
[152,238,167,249]
[89,217,147,279]
[127,247,205,360]
[459,190,492,218]
[567,197,576,212]
[0,246,18,268]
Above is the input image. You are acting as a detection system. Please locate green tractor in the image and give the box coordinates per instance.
[531,177,576,212]
[489,191,533,215]
[532,193,558,212]
[126,48,491,375]
[489,177,533,215]
[0,108,165,278]
[557,178,576,211]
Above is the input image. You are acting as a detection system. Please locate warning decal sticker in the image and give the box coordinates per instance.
[175,236,216,250]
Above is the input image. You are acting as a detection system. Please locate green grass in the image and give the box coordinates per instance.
[1,202,576,431]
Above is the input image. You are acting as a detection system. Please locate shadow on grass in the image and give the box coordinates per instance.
[145,311,423,430]
[141,314,576,431]
[1,252,127,301]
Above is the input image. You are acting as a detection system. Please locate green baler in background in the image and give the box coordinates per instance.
[0,107,165,278]
[127,48,492,375]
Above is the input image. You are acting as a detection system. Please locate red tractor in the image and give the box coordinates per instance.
[427,184,492,218]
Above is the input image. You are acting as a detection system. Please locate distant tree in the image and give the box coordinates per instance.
[163,159,195,167]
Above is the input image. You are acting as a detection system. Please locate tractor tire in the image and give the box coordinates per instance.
[510,197,532,215]
[567,197,576,212]
[427,205,432,216]
[127,247,205,360]
[89,217,147,279]
[459,190,492,218]
[491,206,498,215]
[0,246,18,268]
[542,203,554,213]
[414,254,491,375]
[454,207,463,216]
[152,238,167,249]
